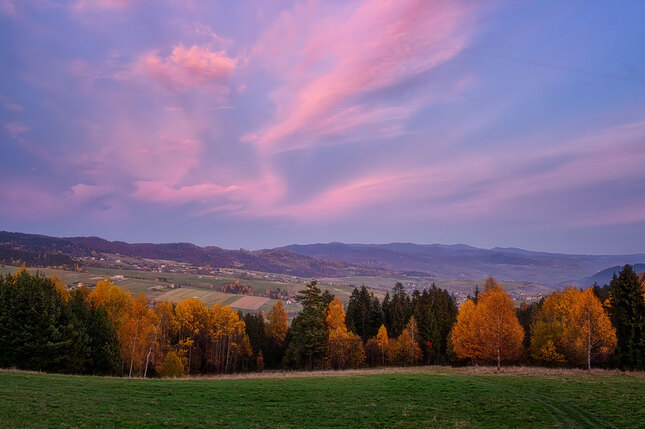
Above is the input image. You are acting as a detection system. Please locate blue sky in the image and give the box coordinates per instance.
[1,0,645,253]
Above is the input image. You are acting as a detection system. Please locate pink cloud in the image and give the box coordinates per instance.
[0,0,16,17]
[3,102,23,112]
[239,119,645,225]
[139,44,236,91]
[131,181,239,205]
[0,182,119,220]
[73,0,135,11]
[247,0,479,152]
[5,122,29,138]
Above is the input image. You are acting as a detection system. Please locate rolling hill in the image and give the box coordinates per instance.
[3,231,644,286]
[0,231,387,278]
[279,242,645,285]
[576,263,645,287]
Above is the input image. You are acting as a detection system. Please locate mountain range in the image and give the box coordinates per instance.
[2,231,644,286]
[279,242,645,285]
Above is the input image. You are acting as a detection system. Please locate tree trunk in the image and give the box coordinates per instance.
[587,324,592,370]
[143,321,160,378]
[129,325,139,378]
[497,348,501,371]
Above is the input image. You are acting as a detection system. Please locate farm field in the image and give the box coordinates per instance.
[0,368,643,428]
[0,266,301,313]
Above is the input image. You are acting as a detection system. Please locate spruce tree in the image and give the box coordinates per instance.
[61,289,92,374]
[346,285,383,342]
[0,269,68,371]
[283,281,331,369]
[87,305,122,375]
[608,265,645,369]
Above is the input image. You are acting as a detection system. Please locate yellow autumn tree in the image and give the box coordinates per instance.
[119,294,157,377]
[530,287,579,364]
[478,278,524,369]
[449,299,480,362]
[151,301,179,373]
[326,297,346,331]
[387,318,422,366]
[207,304,247,373]
[376,324,389,365]
[89,279,132,329]
[325,297,365,369]
[175,297,209,372]
[50,274,68,303]
[266,300,288,345]
[450,277,523,369]
[567,288,617,369]
[160,350,185,378]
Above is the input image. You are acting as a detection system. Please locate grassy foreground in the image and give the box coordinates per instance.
[1,368,643,428]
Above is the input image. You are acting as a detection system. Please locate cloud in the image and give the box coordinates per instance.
[131,181,239,206]
[5,122,29,138]
[246,0,479,152]
[242,119,645,225]
[138,44,237,91]
[72,0,135,12]
[0,0,15,17]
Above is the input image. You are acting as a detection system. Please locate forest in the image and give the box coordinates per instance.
[0,265,643,376]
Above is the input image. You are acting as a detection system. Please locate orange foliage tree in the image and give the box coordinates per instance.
[450,277,523,369]
[567,288,617,369]
[151,301,180,373]
[88,279,131,329]
[387,317,422,366]
[119,294,157,377]
[531,287,616,368]
[449,299,480,362]
[175,297,209,372]
[207,304,249,373]
[325,297,365,369]
[376,324,389,365]
[530,287,579,364]
[266,300,288,345]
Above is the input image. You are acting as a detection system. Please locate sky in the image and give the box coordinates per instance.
[1,0,645,254]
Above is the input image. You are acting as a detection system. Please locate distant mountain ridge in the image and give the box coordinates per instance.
[0,231,388,278]
[578,264,645,287]
[278,242,645,285]
[2,231,644,286]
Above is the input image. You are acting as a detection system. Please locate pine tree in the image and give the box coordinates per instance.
[284,281,330,369]
[346,285,383,342]
[608,265,645,369]
[383,282,412,338]
[0,269,69,371]
[87,305,121,375]
[62,289,92,374]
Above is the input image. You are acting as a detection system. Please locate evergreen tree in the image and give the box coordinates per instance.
[346,285,383,342]
[0,269,69,371]
[608,265,645,369]
[412,285,458,363]
[284,281,330,369]
[382,282,412,338]
[87,305,122,375]
[242,311,267,369]
[61,289,92,374]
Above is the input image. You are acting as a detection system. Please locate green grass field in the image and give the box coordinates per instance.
[1,368,643,428]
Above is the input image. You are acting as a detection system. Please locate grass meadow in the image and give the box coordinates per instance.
[1,367,643,428]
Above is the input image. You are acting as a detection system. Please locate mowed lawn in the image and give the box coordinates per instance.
[1,369,643,428]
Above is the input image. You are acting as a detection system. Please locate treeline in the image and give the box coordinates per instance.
[452,265,645,370]
[0,246,79,270]
[1,265,643,377]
